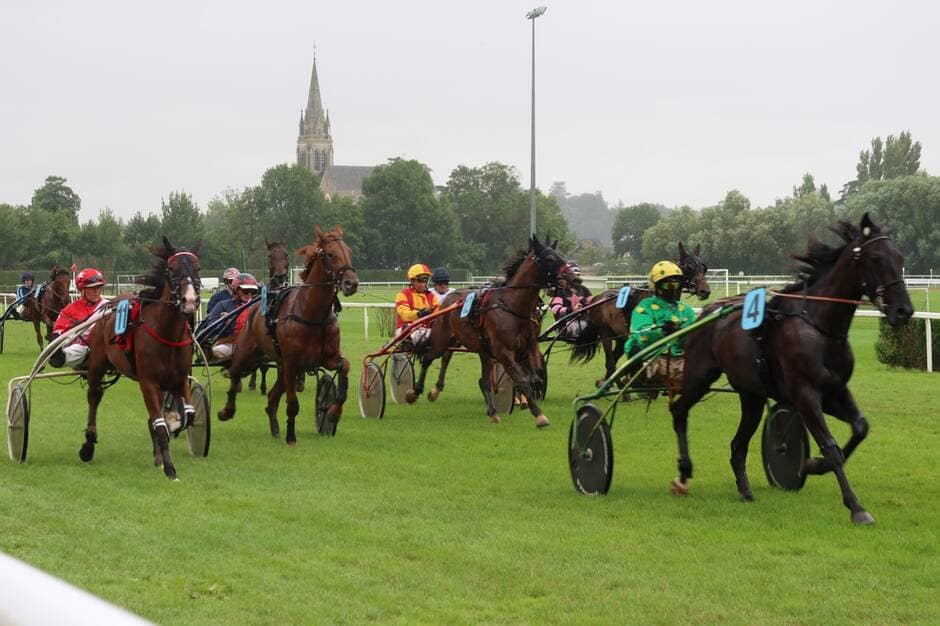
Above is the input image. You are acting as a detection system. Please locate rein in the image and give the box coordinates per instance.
[140,319,193,347]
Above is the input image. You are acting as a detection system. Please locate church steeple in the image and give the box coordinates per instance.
[296,52,333,176]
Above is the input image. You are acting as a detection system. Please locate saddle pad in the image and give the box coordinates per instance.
[114,299,131,335]
[616,286,632,308]
[741,287,766,331]
[460,292,476,319]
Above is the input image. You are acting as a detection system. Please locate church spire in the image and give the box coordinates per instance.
[297,50,334,176]
[305,55,324,119]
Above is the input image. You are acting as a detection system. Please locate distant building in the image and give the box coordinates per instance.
[296,56,374,201]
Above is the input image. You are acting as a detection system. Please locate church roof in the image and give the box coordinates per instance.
[320,165,375,196]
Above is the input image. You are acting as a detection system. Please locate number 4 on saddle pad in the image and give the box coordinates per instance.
[741,287,766,331]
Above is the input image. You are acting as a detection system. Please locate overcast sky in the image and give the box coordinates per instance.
[2,1,938,222]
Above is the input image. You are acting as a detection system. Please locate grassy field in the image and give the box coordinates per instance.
[0,293,938,625]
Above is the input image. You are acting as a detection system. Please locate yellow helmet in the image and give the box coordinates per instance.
[407,263,432,280]
[648,260,682,287]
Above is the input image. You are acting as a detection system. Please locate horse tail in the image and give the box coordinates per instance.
[569,322,600,364]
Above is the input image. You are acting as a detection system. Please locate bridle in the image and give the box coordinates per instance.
[165,251,201,309]
[307,236,355,290]
[853,235,905,310]
[679,257,708,296]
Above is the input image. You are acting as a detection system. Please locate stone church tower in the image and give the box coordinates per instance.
[296,57,333,176]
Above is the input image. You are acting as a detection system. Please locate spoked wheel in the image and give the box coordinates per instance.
[186,382,211,457]
[534,356,548,400]
[568,404,613,495]
[490,361,514,415]
[7,384,29,462]
[358,361,386,419]
[388,354,414,404]
[762,403,809,491]
[315,372,339,436]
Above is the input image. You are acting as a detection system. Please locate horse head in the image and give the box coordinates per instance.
[266,238,290,290]
[151,236,201,315]
[298,226,359,296]
[677,242,711,300]
[527,233,569,288]
[850,213,913,325]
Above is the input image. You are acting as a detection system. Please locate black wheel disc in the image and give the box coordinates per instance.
[568,404,613,495]
[358,361,386,419]
[316,372,339,436]
[490,362,514,415]
[534,358,548,400]
[186,382,211,457]
[0,320,5,354]
[388,354,414,405]
[7,384,29,463]
[762,403,809,491]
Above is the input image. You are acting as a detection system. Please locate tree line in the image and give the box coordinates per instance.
[1,131,936,278]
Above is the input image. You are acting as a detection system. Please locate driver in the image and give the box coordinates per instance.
[209,273,259,361]
[395,263,439,348]
[624,261,696,383]
[49,268,109,368]
[13,271,36,319]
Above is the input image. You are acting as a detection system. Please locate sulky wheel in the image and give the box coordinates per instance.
[0,320,5,354]
[358,361,386,419]
[388,354,415,405]
[186,382,211,457]
[568,404,613,495]
[7,384,29,463]
[762,403,809,491]
[315,372,339,436]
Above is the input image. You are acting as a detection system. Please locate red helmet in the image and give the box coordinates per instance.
[232,273,259,292]
[222,267,240,281]
[76,268,106,290]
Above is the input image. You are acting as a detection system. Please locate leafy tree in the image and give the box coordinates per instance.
[640,206,701,267]
[252,164,330,255]
[76,209,125,272]
[160,191,205,249]
[123,211,164,267]
[556,189,612,248]
[0,204,27,268]
[612,203,662,259]
[445,162,573,271]
[842,131,922,197]
[31,175,81,220]
[360,158,459,269]
[841,175,940,274]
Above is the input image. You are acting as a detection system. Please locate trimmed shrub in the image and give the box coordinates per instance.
[875,318,940,370]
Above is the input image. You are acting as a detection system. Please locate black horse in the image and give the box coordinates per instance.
[669,213,913,524]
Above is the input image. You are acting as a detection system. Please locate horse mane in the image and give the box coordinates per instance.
[296,226,344,282]
[780,219,885,294]
[138,241,174,299]
[501,247,529,280]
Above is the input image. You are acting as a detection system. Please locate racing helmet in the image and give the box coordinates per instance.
[76,268,106,290]
[648,261,683,287]
[21,271,34,282]
[222,267,240,282]
[233,273,260,292]
[430,267,450,284]
[407,263,432,280]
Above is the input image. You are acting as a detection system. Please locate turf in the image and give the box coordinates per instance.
[0,292,937,625]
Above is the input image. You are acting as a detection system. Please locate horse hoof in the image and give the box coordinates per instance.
[490,414,501,424]
[78,444,95,463]
[739,492,754,502]
[405,390,418,404]
[670,478,690,496]
[287,441,297,448]
[535,414,550,429]
[428,387,440,402]
[217,409,234,422]
[852,510,875,525]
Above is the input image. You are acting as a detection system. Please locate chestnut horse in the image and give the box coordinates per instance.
[670,214,912,524]
[83,237,201,480]
[410,235,568,427]
[568,243,711,384]
[19,266,71,349]
[218,226,358,445]
[248,239,290,394]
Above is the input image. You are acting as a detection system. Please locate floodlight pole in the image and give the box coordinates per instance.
[527,6,547,236]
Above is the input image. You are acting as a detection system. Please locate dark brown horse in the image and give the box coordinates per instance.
[218,226,358,445]
[670,214,912,524]
[18,266,71,349]
[248,239,291,394]
[568,243,711,384]
[410,235,568,427]
[83,237,201,480]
